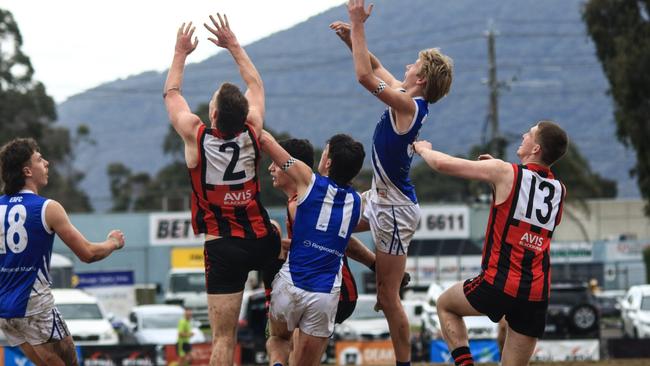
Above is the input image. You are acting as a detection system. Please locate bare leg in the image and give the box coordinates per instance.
[293,330,328,366]
[19,343,47,366]
[266,317,292,365]
[208,292,244,366]
[29,336,79,366]
[375,251,410,362]
[436,282,482,351]
[497,317,508,356]
[501,326,537,366]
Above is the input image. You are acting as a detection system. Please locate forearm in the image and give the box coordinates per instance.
[418,149,449,172]
[345,236,375,268]
[84,240,118,263]
[350,22,374,81]
[164,52,188,95]
[229,46,262,91]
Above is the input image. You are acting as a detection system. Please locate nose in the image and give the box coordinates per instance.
[44,159,49,167]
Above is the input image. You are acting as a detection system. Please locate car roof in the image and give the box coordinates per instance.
[51,289,98,304]
[169,268,205,274]
[630,284,650,295]
[131,304,184,314]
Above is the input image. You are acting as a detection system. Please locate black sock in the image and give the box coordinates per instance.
[451,346,474,366]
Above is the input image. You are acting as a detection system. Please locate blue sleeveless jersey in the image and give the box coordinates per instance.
[279,174,361,293]
[370,97,429,205]
[0,191,55,318]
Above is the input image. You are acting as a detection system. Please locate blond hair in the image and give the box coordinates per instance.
[418,48,453,104]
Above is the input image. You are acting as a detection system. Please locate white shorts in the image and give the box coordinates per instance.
[269,276,339,338]
[0,307,70,346]
[363,192,420,256]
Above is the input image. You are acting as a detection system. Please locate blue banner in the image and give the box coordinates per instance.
[2,346,82,366]
[75,271,134,288]
[430,339,500,363]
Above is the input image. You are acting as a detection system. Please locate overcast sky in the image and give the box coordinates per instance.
[3,0,347,103]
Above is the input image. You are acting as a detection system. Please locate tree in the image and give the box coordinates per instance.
[0,9,91,211]
[583,0,650,214]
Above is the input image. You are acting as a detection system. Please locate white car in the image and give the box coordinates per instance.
[421,281,498,339]
[621,284,650,338]
[52,289,119,345]
[335,294,390,340]
[127,304,205,345]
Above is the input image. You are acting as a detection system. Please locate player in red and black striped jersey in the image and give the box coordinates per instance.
[414,120,568,366]
[163,14,281,366]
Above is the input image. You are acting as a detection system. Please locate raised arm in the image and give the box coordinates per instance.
[45,201,125,264]
[329,20,400,88]
[163,22,202,168]
[347,0,416,124]
[204,13,264,136]
[259,130,313,196]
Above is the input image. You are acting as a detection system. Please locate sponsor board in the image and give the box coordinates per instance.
[414,206,470,239]
[81,345,156,366]
[430,339,500,363]
[2,346,82,366]
[164,343,240,365]
[335,340,395,365]
[149,212,203,246]
[532,339,599,361]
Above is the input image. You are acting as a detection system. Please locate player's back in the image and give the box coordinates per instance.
[0,191,55,318]
[280,174,361,294]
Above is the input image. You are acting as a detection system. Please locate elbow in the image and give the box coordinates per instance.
[356,72,373,85]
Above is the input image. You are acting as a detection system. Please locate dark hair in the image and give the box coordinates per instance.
[536,120,568,166]
[0,138,40,195]
[327,134,365,186]
[279,139,314,169]
[216,82,249,136]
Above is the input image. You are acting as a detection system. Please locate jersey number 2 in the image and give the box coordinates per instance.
[219,142,246,181]
[0,204,29,254]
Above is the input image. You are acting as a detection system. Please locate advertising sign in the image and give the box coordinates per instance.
[75,271,136,319]
[429,339,500,363]
[171,247,205,269]
[149,212,204,246]
[335,340,395,365]
[164,343,240,366]
[2,346,82,366]
[532,339,599,361]
[81,345,156,366]
[413,206,470,239]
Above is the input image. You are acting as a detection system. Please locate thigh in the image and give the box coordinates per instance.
[204,238,250,294]
[375,251,407,294]
[462,275,507,322]
[300,290,339,338]
[269,277,302,333]
[207,292,243,337]
[501,325,537,366]
[31,335,78,366]
[294,329,329,366]
[438,282,484,317]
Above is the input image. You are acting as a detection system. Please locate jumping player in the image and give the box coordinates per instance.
[163,14,281,365]
[413,121,568,366]
[0,138,125,366]
[333,1,453,364]
[262,132,365,366]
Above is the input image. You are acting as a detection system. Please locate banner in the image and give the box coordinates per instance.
[413,206,470,239]
[149,212,204,246]
[171,247,205,269]
[81,345,156,366]
[164,343,240,366]
[532,339,599,361]
[429,339,500,363]
[75,271,136,320]
[335,340,395,365]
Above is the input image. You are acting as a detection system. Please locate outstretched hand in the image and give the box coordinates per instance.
[175,22,199,55]
[347,0,374,23]
[204,13,239,50]
[329,21,352,44]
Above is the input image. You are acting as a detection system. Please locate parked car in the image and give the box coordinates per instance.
[545,282,600,339]
[621,284,650,338]
[52,289,119,345]
[334,294,390,341]
[127,304,206,345]
[594,289,626,318]
[421,281,498,340]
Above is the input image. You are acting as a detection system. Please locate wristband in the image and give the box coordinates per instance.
[281,157,297,172]
[371,81,387,96]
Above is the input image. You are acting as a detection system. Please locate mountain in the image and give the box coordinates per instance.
[56,0,637,211]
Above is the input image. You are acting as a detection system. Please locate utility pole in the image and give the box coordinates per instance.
[485,20,504,159]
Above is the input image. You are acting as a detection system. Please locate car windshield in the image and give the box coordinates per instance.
[349,298,382,320]
[641,296,650,311]
[169,273,205,293]
[141,313,182,329]
[57,303,103,320]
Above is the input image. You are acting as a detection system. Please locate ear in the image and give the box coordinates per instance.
[325,158,332,171]
[211,109,219,128]
[532,143,541,155]
[416,77,427,86]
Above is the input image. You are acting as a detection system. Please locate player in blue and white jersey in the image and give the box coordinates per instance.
[260,131,365,366]
[0,138,125,366]
[332,1,454,365]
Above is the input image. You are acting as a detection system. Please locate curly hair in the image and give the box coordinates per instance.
[0,138,39,195]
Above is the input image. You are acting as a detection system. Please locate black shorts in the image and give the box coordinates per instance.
[178,342,192,356]
[463,274,548,338]
[204,231,283,294]
[335,300,357,324]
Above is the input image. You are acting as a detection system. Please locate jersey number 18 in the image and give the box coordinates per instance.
[0,204,29,254]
